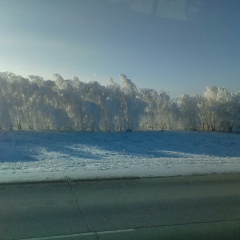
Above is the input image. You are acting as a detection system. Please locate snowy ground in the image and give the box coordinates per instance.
[0,130,240,183]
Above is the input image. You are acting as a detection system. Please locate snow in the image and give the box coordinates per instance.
[0,131,240,183]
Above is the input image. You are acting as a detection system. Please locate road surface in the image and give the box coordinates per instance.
[0,173,240,240]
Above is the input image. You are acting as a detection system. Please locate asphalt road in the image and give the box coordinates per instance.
[0,174,240,240]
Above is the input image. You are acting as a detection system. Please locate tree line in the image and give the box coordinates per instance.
[0,72,239,132]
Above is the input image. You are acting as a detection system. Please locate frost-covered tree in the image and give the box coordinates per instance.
[139,88,158,130]
[120,74,139,130]
[157,91,172,130]
[177,94,200,130]
[203,86,236,131]
[0,71,239,132]
[0,87,11,130]
[195,94,208,130]
[203,86,218,131]
[213,88,238,132]
[106,78,126,130]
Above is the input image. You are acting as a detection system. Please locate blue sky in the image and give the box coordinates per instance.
[0,0,240,97]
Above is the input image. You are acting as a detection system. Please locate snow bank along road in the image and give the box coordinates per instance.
[1,131,240,183]
[1,173,240,240]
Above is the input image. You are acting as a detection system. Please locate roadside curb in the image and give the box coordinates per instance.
[1,172,240,186]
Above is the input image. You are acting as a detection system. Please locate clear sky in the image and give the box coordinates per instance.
[0,0,240,97]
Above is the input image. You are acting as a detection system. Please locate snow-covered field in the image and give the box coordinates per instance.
[0,130,240,183]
